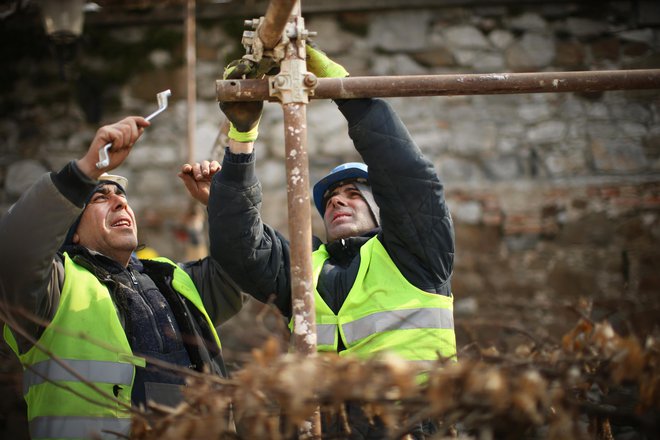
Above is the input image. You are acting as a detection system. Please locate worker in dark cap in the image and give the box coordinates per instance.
[0,116,243,439]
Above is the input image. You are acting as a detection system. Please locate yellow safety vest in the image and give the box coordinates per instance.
[307,237,456,361]
[3,254,220,440]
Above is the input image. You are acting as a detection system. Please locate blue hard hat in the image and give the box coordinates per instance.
[313,162,369,217]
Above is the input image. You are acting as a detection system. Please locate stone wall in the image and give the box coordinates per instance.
[1,2,659,338]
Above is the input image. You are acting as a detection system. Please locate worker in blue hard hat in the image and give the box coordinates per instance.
[312,161,381,243]
[202,44,456,438]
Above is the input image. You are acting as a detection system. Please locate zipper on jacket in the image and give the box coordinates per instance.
[128,270,139,288]
[128,269,165,353]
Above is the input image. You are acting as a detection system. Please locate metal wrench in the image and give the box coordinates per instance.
[95,89,172,169]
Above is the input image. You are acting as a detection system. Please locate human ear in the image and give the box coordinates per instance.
[72,233,80,244]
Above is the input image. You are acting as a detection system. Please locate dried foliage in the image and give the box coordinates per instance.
[2,276,657,439]
[132,315,660,440]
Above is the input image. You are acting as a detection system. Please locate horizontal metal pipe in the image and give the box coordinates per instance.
[216,69,660,102]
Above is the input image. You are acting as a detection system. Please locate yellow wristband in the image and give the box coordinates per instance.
[228,123,259,143]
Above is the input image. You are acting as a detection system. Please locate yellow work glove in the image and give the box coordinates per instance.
[305,44,349,79]
[219,59,264,143]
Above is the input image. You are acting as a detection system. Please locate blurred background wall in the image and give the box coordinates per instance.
[1,1,659,437]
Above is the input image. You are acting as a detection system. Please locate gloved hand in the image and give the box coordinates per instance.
[305,43,349,79]
[219,58,264,143]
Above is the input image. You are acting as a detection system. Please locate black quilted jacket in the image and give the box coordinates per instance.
[209,98,454,320]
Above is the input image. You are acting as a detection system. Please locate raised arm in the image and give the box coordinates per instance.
[339,98,455,295]
[305,44,454,294]
[176,159,246,324]
[207,59,292,317]
[0,116,149,344]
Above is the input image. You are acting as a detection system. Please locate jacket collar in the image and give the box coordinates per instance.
[323,228,380,266]
[60,245,141,274]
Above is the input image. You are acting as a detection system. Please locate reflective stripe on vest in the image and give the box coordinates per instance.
[23,359,134,397]
[310,237,457,361]
[3,253,218,440]
[342,307,454,345]
[316,323,337,346]
[30,416,131,439]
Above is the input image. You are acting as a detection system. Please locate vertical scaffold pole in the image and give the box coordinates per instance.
[278,4,317,359]
[257,0,321,436]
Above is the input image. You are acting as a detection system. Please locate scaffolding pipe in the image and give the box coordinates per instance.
[264,0,321,435]
[185,0,196,164]
[217,69,660,101]
[283,102,317,352]
[258,0,298,49]
[282,75,316,359]
[251,0,319,360]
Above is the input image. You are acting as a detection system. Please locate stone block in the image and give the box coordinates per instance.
[371,54,428,76]
[334,51,371,77]
[527,121,567,144]
[610,102,652,124]
[517,102,552,123]
[257,159,287,189]
[643,126,660,160]
[503,233,539,251]
[590,37,621,61]
[484,154,522,180]
[472,52,505,71]
[620,121,648,139]
[196,62,223,100]
[5,160,47,198]
[438,157,483,183]
[129,144,180,168]
[451,120,497,153]
[259,187,289,234]
[585,102,609,119]
[622,41,651,57]
[561,17,608,38]
[149,49,172,69]
[559,95,586,118]
[454,297,479,316]
[508,12,548,32]
[128,67,187,103]
[306,16,356,54]
[543,148,589,177]
[414,128,451,157]
[194,121,222,162]
[497,137,520,153]
[454,223,501,253]
[367,10,433,52]
[0,120,19,154]
[505,33,555,70]
[108,26,146,44]
[618,29,655,45]
[590,137,648,172]
[489,29,514,50]
[410,48,456,68]
[443,25,490,50]
[453,200,483,224]
[555,41,586,68]
[133,168,177,196]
